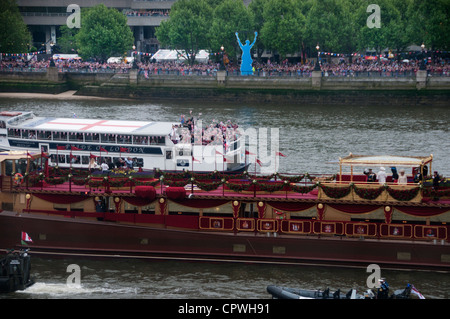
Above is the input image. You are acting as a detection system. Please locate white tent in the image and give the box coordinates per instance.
[151,49,209,63]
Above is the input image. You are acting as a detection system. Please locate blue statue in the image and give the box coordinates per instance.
[235,31,258,75]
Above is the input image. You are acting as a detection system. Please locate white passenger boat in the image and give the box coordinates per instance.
[0,111,247,172]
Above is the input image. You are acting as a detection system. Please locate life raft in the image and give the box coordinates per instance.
[13,173,23,185]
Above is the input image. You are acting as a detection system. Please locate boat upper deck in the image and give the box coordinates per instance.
[6,115,178,136]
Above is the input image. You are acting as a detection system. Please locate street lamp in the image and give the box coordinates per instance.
[49,41,55,67]
[314,44,321,71]
[131,45,138,69]
[419,42,426,70]
[220,45,225,70]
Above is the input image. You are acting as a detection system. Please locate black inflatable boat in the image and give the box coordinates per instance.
[0,249,35,293]
[267,284,413,299]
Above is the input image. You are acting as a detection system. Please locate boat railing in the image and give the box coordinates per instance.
[9,169,448,203]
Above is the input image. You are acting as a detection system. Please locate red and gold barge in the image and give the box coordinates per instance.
[1,152,449,271]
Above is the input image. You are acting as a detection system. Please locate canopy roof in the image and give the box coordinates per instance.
[0,151,41,162]
[339,154,433,167]
[151,49,209,62]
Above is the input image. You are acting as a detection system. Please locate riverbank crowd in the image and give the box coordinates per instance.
[1,56,449,77]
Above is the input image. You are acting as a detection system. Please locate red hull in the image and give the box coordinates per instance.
[1,211,449,271]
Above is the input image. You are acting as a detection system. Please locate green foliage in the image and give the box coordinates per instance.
[261,0,305,59]
[210,0,253,58]
[0,0,32,53]
[156,0,449,61]
[156,0,212,65]
[406,0,450,50]
[57,25,79,54]
[75,4,134,61]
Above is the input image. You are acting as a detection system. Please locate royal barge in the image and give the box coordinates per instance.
[0,116,449,271]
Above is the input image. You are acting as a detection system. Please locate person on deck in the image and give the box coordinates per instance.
[397,169,407,184]
[366,169,377,183]
[377,167,387,185]
[433,171,441,190]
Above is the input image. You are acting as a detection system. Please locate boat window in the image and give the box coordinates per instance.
[84,133,99,142]
[53,131,68,141]
[69,132,84,142]
[0,121,5,129]
[149,136,165,145]
[7,128,21,138]
[118,135,132,144]
[56,154,66,164]
[22,129,37,139]
[98,156,112,165]
[81,156,90,165]
[67,154,80,164]
[101,133,116,144]
[4,160,13,175]
[15,159,28,174]
[134,158,143,167]
[133,135,148,145]
[37,131,52,140]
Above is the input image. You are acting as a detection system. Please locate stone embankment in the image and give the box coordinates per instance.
[0,68,449,106]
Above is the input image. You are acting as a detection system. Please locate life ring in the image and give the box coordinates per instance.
[13,173,23,185]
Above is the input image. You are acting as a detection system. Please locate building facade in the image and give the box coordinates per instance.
[18,0,175,55]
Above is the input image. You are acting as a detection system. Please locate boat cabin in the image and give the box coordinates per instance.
[337,153,433,184]
[0,151,44,190]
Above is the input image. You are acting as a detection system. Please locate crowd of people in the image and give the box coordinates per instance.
[123,9,170,17]
[1,55,449,77]
[170,112,240,151]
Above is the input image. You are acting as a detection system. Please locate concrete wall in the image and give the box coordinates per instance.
[0,69,449,106]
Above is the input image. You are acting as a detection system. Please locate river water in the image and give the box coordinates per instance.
[0,96,449,300]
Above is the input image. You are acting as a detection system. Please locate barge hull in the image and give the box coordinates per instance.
[0,211,449,271]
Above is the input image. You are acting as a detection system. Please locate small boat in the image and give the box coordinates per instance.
[0,248,35,293]
[266,284,414,299]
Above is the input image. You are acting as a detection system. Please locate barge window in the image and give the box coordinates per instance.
[84,133,99,142]
[69,132,84,142]
[101,133,116,143]
[53,131,68,141]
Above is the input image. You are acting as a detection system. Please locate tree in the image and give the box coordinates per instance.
[304,0,357,54]
[261,0,305,60]
[209,0,253,59]
[156,0,212,65]
[406,0,450,51]
[56,25,79,54]
[0,0,32,53]
[75,4,134,61]
[248,0,269,62]
[356,0,410,55]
